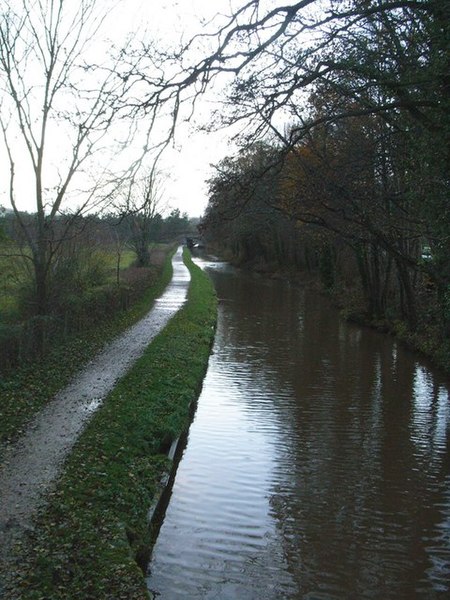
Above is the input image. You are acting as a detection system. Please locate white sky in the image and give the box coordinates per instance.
[104,0,239,218]
[1,0,318,219]
[0,0,239,218]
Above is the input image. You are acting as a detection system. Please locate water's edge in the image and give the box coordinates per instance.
[146,255,450,599]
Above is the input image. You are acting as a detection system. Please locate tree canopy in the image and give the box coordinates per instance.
[190,0,448,361]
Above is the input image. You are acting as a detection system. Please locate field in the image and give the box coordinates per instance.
[0,244,177,447]
[0,242,171,372]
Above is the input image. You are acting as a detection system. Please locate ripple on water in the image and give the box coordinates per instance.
[147,260,450,600]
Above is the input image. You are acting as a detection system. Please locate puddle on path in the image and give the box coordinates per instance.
[0,248,190,569]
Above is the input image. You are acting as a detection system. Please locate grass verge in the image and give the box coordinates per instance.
[3,249,217,600]
[0,245,176,451]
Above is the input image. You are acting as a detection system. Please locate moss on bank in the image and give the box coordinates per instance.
[4,249,217,600]
[0,246,176,451]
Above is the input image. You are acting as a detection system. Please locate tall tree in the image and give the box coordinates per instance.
[144,0,448,330]
[0,0,132,336]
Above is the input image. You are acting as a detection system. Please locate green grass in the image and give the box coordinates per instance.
[104,244,170,277]
[102,248,136,277]
[115,249,136,270]
[0,245,28,320]
[0,245,176,451]
[0,245,140,321]
[3,250,217,600]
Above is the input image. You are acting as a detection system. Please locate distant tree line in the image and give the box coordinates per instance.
[2,207,192,259]
[0,207,194,371]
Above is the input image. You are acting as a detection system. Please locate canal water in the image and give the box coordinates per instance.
[146,258,450,599]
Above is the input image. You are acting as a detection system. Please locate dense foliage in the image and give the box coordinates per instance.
[200,1,449,371]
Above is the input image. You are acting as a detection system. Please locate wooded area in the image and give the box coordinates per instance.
[1,0,449,372]
[196,0,449,370]
[0,208,193,371]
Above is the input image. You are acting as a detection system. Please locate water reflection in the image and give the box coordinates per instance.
[147,258,450,599]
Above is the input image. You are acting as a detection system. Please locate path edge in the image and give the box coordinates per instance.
[1,249,217,600]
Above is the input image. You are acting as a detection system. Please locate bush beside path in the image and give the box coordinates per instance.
[0,245,177,451]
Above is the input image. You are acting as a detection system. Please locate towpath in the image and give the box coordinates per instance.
[0,248,190,573]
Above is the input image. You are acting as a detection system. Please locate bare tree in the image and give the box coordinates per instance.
[0,0,133,334]
[132,1,445,139]
[131,1,448,256]
[115,169,166,267]
[134,0,448,330]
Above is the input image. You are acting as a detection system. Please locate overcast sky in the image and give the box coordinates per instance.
[109,0,238,218]
[0,0,239,219]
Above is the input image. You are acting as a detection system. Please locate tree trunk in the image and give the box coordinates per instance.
[396,259,417,329]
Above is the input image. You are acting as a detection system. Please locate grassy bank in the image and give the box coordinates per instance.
[0,246,176,450]
[4,250,217,600]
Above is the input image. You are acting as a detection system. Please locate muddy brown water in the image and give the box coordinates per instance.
[147,257,450,599]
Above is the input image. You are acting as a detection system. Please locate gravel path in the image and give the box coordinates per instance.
[0,248,190,570]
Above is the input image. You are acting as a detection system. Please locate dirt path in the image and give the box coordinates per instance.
[0,248,190,571]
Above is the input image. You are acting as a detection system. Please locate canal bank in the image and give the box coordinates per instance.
[0,250,217,600]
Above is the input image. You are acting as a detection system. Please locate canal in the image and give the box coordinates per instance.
[147,257,450,599]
